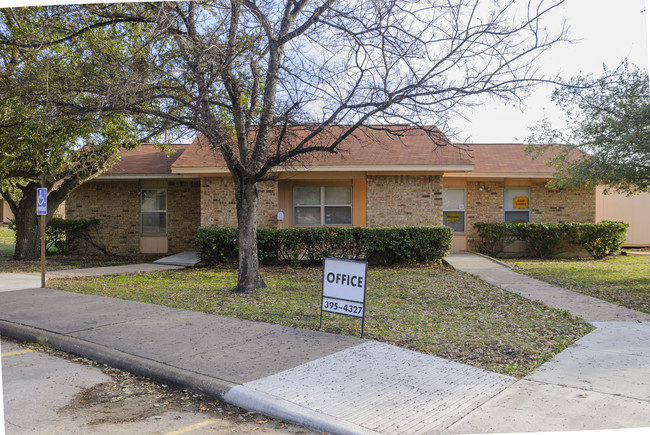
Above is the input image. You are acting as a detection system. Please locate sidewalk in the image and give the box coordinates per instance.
[444,252,650,433]
[1,254,649,434]
[445,251,650,323]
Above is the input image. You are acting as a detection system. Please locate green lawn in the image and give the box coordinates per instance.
[49,265,592,377]
[508,255,650,314]
[0,226,160,272]
[0,226,15,259]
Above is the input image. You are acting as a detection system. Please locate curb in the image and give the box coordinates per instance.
[0,320,236,400]
[0,319,372,434]
[225,385,380,435]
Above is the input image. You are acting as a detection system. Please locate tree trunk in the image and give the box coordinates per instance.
[11,187,42,261]
[232,174,267,293]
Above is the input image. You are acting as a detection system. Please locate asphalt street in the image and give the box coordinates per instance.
[1,338,312,435]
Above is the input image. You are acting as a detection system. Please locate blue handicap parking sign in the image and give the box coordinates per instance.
[36,188,47,215]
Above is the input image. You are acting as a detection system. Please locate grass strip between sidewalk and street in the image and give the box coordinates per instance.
[507,255,650,314]
[48,264,592,378]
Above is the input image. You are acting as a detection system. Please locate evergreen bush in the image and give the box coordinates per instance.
[196,226,453,266]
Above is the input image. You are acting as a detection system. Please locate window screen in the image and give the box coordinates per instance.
[293,186,352,226]
[443,188,465,232]
[141,189,167,234]
[504,188,530,223]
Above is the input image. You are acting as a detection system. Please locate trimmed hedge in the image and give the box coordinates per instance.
[196,226,453,266]
[473,221,628,259]
[45,217,101,253]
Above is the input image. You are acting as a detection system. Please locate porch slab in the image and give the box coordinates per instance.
[153,251,201,267]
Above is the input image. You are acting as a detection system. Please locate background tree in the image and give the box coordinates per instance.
[16,0,568,292]
[528,62,650,194]
[0,7,145,260]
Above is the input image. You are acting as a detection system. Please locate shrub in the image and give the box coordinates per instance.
[473,222,515,257]
[564,221,629,260]
[512,223,563,259]
[195,226,238,263]
[196,226,453,266]
[473,221,628,259]
[45,217,101,253]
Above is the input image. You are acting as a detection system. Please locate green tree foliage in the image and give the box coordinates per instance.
[0,7,144,260]
[528,63,650,193]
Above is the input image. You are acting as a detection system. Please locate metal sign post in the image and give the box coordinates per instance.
[0,337,5,434]
[36,182,47,288]
[320,257,368,338]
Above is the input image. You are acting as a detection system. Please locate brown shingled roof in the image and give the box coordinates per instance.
[103,129,576,177]
[173,126,473,170]
[464,143,555,174]
[107,144,190,175]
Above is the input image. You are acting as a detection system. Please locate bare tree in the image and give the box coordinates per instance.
[14,0,568,292]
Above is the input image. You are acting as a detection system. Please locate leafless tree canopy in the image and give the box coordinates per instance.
[2,0,568,290]
[48,0,566,177]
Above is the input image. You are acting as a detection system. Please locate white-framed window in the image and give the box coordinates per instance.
[504,188,530,223]
[443,188,465,233]
[141,189,167,235]
[293,186,352,226]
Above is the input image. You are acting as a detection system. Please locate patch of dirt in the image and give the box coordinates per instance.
[57,362,310,431]
[6,338,312,432]
[60,381,166,425]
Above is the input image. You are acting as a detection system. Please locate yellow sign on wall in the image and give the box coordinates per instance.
[445,212,462,223]
[513,196,529,209]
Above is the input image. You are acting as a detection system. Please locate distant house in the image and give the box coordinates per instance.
[597,188,650,247]
[65,126,614,256]
[1,198,13,224]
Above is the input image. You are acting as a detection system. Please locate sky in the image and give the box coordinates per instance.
[451,0,650,143]
[4,0,650,144]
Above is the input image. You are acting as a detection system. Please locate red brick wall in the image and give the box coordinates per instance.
[465,180,596,250]
[66,175,596,255]
[66,180,140,255]
[65,179,201,255]
[466,181,505,230]
[531,182,596,223]
[200,177,278,229]
[366,175,443,226]
[167,180,201,253]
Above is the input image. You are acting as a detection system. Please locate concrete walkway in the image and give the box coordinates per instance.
[445,251,650,323]
[445,252,650,433]
[1,254,649,433]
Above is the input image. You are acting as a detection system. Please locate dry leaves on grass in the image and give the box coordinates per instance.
[51,264,592,377]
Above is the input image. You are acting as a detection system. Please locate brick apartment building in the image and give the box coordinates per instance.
[66,126,599,256]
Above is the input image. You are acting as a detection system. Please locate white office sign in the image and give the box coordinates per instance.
[321,257,367,318]
[320,258,368,337]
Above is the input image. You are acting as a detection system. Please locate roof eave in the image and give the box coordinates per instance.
[443,172,554,178]
[172,164,475,175]
[96,173,189,180]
